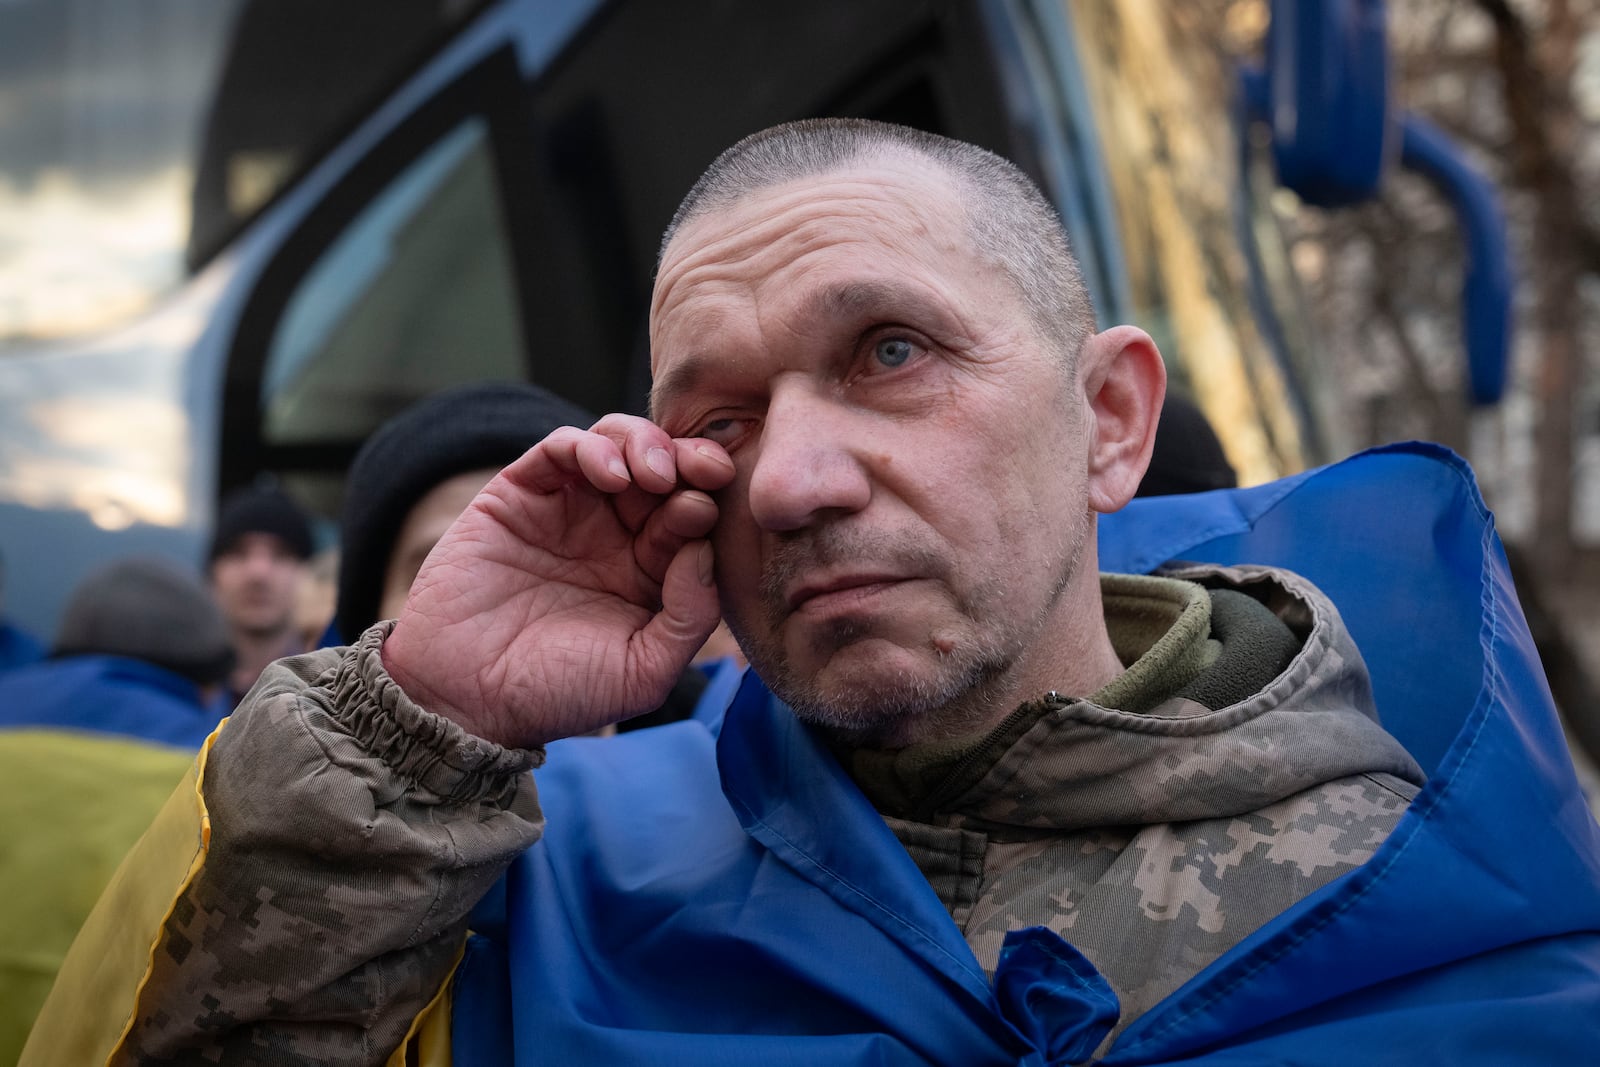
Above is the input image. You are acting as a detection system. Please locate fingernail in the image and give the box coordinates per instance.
[698,541,715,586]
[696,444,735,469]
[607,457,630,482]
[647,446,673,480]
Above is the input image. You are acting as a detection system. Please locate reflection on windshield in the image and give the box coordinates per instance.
[0,273,221,528]
[262,119,525,466]
[1070,0,1315,484]
[0,0,486,346]
[15,395,187,530]
[0,0,242,342]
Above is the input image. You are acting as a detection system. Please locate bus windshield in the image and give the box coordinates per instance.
[0,0,484,345]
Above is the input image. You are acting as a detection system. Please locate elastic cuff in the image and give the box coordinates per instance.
[330,622,545,804]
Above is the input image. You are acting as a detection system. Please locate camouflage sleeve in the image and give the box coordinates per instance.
[111,623,543,1065]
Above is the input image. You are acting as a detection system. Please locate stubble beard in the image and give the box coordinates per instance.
[726,517,1091,748]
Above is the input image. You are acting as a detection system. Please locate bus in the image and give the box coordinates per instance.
[0,0,1507,640]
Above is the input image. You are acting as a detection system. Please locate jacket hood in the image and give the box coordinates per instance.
[937,566,1424,832]
[456,444,1600,1067]
[1095,443,1600,1062]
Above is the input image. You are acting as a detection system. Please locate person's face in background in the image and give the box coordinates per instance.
[210,532,307,638]
[378,468,501,623]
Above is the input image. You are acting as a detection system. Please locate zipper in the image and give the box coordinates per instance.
[912,692,1073,821]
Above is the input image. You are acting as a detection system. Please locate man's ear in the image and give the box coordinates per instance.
[1079,325,1166,514]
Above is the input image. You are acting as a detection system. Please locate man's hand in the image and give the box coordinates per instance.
[381,415,736,748]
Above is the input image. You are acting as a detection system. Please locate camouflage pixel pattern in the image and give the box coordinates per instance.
[96,567,1421,1063]
[877,565,1424,1055]
[109,625,544,1066]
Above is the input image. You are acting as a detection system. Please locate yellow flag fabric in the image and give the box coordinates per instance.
[7,729,203,1065]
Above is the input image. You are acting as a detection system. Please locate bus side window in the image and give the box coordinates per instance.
[261,118,524,461]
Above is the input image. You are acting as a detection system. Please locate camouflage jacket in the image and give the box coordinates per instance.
[845,566,1425,1052]
[24,565,1423,1065]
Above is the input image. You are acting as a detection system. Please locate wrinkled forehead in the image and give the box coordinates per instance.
[648,160,970,364]
[664,151,963,258]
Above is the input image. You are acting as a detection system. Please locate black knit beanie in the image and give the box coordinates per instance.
[53,556,236,686]
[209,484,315,563]
[335,380,596,641]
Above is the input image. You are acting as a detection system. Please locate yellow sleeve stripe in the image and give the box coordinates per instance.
[387,942,461,1067]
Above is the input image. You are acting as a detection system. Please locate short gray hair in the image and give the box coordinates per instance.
[660,118,1096,362]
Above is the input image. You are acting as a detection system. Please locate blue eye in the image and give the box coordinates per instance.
[874,337,914,367]
[696,417,746,447]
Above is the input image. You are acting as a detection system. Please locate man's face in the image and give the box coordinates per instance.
[379,468,500,624]
[210,532,306,639]
[650,160,1107,746]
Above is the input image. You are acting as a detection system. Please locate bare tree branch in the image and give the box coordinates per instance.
[1471,0,1584,572]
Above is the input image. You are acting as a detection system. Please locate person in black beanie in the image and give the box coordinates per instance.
[336,380,598,642]
[334,379,715,732]
[208,483,315,707]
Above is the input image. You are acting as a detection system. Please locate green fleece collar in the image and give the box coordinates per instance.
[1091,573,1219,713]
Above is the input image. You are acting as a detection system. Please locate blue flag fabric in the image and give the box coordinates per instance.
[0,655,220,750]
[454,443,1600,1064]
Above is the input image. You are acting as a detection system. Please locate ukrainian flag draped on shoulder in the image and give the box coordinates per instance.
[452,443,1600,1065]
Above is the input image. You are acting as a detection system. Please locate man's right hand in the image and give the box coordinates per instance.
[381,414,736,748]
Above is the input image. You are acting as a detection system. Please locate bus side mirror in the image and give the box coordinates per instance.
[1265,0,1393,206]
[1246,0,1513,405]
